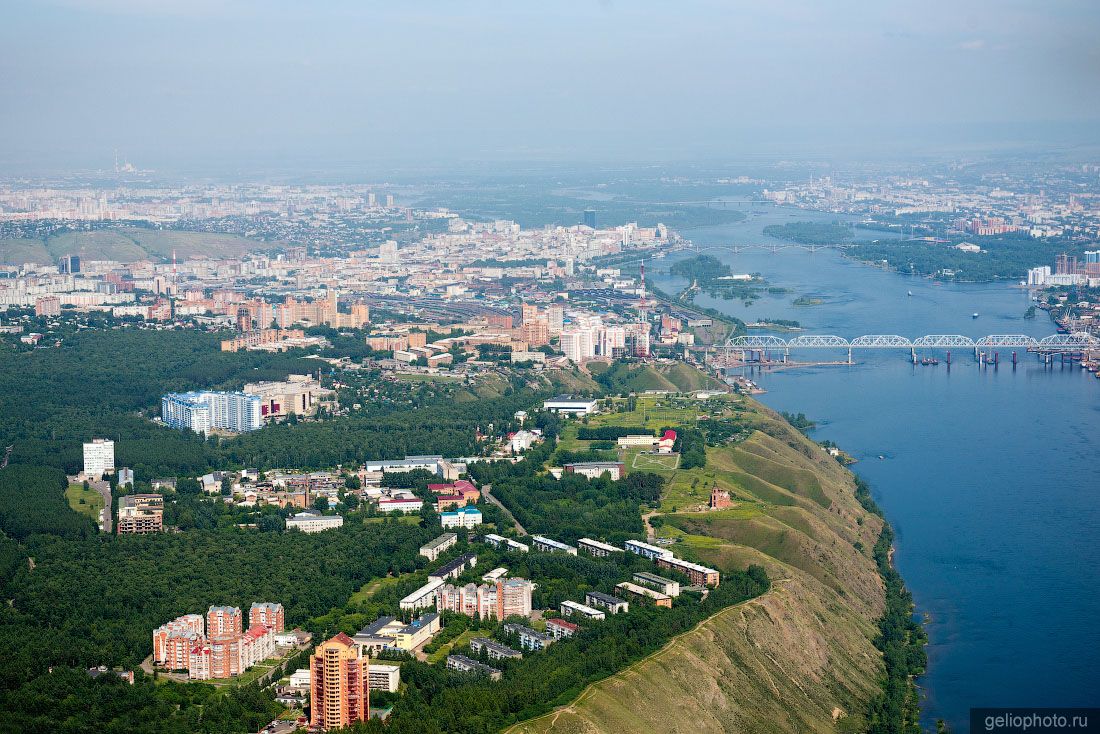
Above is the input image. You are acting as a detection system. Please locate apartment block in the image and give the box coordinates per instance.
[419,532,458,561]
[117,494,164,534]
[249,602,285,632]
[83,438,115,479]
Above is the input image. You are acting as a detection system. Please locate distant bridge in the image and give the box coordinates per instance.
[673,242,858,256]
[718,333,1100,365]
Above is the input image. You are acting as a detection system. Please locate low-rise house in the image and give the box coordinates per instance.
[399,578,445,611]
[440,506,483,529]
[353,613,440,653]
[542,395,598,415]
[286,511,343,533]
[563,461,624,480]
[483,533,530,552]
[632,572,681,597]
[420,532,458,561]
[585,591,629,615]
[429,552,478,580]
[616,581,672,608]
[624,539,674,561]
[469,637,523,661]
[559,600,605,620]
[531,535,577,555]
[377,497,424,514]
[503,623,553,651]
[545,618,579,639]
[368,663,401,692]
[577,538,621,558]
[657,556,721,587]
[446,654,501,681]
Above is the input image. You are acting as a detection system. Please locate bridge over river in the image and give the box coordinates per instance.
[718,332,1100,365]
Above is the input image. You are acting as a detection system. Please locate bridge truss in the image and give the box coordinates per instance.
[718,332,1100,365]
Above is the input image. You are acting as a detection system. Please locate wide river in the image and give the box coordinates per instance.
[652,207,1100,731]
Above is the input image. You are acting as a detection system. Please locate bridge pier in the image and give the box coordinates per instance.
[910,347,917,364]
[847,347,852,365]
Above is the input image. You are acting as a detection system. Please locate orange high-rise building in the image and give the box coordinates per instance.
[249,602,285,632]
[310,633,370,730]
[207,606,242,639]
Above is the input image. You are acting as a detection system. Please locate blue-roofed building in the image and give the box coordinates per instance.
[441,506,483,529]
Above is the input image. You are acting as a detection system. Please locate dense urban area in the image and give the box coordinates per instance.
[0,158,1096,734]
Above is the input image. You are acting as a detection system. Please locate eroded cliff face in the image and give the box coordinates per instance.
[510,400,887,734]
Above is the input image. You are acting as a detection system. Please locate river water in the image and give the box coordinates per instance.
[652,207,1100,731]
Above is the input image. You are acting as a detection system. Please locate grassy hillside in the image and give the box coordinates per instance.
[509,396,889,734]
[0,238,51,265]
[0,228,277,264]
[593,361,726,394]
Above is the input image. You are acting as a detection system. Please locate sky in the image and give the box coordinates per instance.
[1,0,1098,174]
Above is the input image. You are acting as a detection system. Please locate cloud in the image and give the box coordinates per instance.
[958,38,987,51]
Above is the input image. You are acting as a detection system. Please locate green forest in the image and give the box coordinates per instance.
[764,219,1090,282]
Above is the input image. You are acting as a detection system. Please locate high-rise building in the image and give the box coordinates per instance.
[35,296,61,317]
[385,194,395,207]
[207,606,243,639]
[58,254,80,274]
[249,602,285,632]
[367,192,377,207]
[546,304,564,334]
[561,329,595,363]
[310,633,370,730]
[520,318,550,347]
[161,391,263,434]
[434,578,533,620]
[520,303,540,324]
[153,614,205,670]
[583,209,597,229]
[379,240,398,263]
[1084,250,1100,277]
[83,439,115,478]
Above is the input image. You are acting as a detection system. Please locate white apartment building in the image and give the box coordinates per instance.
[161,391,263,434]
[560,328,596,363]
[399,578,445,611]
[285,511,344,533]
[368,663,400,693]
[83,438,115,478]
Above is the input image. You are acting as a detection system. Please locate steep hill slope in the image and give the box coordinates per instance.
[509,398,888,734]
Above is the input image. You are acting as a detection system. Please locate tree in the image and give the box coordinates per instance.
[313,497,329,512]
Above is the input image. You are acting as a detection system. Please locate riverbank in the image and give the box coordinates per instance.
[652,207,1100,729]
[509,393,916,733]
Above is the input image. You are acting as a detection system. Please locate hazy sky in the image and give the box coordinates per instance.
[2,0,1098,173]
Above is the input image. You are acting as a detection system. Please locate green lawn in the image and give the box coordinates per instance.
[349,575,403,605]
[425,628,491,665]
[363,514,422,525]
[65,483,105,522]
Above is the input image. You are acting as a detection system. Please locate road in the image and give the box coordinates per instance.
[480,484,526,536]
[90,478,112,533]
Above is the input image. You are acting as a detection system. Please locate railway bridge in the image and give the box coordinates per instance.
[717,333,1100,365]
